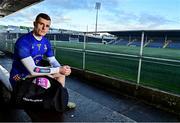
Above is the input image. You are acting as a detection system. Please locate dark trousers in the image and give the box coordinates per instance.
[12,76,69,112]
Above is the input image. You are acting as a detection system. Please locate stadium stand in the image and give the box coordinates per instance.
[107,39,116,44]
[146,39,164,48]
[46,33,70,41]
[144,39,153,47]
[163,40,172,48]
[128,38,141,47]
[86,36,102,43]
[2,28,180,49]
[108,30,180,49]
[110,38,129,45]
[167,40,180,49]
[69,35,79,42]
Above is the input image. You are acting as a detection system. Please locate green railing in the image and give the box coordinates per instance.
[0,33,180,95]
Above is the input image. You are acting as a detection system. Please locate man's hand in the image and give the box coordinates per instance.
[59,65,71,76]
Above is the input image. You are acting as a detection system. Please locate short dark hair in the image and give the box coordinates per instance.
[35,13,51,22]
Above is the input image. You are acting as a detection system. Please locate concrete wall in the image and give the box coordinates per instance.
[71,68,180,116]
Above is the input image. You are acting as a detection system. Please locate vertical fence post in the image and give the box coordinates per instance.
[137,31,144,88]
[83,32,86,70]
[53,34,56,56]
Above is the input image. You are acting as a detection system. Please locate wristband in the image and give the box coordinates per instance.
[34,67,51,73]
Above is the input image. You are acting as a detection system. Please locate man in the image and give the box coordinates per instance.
[9,13,75,112]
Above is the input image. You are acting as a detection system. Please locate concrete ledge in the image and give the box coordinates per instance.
[71,68,180,116]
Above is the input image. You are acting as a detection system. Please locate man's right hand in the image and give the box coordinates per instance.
[59,65,71,76]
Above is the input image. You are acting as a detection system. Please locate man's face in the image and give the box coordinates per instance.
[34,17,51,36]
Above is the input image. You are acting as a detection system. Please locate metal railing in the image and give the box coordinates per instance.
[0,32,180,95]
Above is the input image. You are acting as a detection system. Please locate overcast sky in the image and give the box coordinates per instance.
[0,0,179,31]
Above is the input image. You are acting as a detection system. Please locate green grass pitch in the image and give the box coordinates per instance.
[53,41,180,95]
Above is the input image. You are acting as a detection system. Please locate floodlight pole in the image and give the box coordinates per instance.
[95,2,101,35]
[95,8,98,34]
